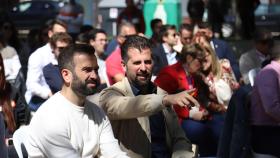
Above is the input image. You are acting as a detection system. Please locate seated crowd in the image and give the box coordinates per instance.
[0,16,279,158]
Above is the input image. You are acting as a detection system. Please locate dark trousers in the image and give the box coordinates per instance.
[181,114,225,157]
[251,125,280,157]
[28,96,46,111]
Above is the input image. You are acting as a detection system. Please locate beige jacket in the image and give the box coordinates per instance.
[99,78,193,158]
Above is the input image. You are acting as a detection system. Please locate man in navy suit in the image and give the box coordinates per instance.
[43,32,72,94]
[152,25,179,75]
[197,23,241,81]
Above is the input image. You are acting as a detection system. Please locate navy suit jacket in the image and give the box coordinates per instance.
[43,63,63,94]
[212,38,241,81]
[152,44,171,75]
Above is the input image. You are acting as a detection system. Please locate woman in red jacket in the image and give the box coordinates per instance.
[154,43,223,157]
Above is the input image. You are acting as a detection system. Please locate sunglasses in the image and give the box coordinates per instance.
[171,33,179,38]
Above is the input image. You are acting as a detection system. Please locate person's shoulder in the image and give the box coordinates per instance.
[30,93,66,126]
[101,79,127,94]
[43,63,53,70]
[241,49,256,58]
[1,45,17,59]
[106,47,121,62]
[29,44,50,59]
[153,44,163,51]
[38,93,62,109]
[5,45,17,54]
[84,100,108,123]
[262,61,280,72]
[159,62,179,74]
[85,101,105,114]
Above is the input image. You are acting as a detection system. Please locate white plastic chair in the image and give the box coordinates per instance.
[248,68,261,86]
[13,126,28,158]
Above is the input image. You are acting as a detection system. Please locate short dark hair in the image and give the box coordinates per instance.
[80,24,94,34]
[179,43,205,63]
[88,29,107,41]
[49,32,72,49]
[179,23,194,33]
[159,24,176,42]
[46,19,67,32]
[117,22,135,36]
[121,35,152,63]
[197,22,212,29]
[76,32,90,44]
[150,18,162,31]
[253,29,273,43]
[58,44,95,73]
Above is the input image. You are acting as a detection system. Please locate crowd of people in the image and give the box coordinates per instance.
[0,0,280,158]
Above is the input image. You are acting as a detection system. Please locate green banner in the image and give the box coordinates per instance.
[144,0,181,37]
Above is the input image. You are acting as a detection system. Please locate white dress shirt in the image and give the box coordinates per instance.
[25,43,55,103]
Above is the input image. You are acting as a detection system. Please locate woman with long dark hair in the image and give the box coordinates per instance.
[0,54,16,135]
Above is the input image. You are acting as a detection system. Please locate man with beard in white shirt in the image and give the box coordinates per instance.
[26,44,129,158]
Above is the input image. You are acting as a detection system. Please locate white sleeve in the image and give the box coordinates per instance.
[214,79,232,106]
[99,116,129,158]
[3,53,21,81]
[26,53,51,99]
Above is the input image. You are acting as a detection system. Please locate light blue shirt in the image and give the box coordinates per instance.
[162,44,177,65]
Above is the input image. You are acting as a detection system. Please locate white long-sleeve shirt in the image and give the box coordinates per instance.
[0,45,21,81]
[25,43,56,103]
[26,92,129,158]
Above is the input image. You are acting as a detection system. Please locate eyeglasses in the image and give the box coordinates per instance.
[171,33,179,38]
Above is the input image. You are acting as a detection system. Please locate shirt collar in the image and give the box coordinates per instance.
[129,81,157,96]
[256,49,269,62]
[162,43,174,54]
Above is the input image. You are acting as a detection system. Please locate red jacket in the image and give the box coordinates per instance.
[154,62,209,122]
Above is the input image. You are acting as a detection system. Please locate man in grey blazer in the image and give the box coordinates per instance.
[100,35,198,158]
[239,29,273,85]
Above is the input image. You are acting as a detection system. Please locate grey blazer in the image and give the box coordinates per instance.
[239,49,263,84]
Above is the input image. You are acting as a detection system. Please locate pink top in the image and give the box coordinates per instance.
[105,47,125,85]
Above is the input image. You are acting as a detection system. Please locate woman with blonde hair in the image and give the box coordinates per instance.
[198,38,239,112]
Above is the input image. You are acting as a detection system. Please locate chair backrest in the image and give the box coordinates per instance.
[13,126,28,158]
[248,68,261,86]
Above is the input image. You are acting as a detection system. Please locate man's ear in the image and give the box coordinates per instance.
[121,60,126,73]
[61,69,72,85]
[162,35,167,43]
[48,30,53,38]
[89,39,95,46]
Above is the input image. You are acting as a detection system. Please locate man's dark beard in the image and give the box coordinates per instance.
[71,73,100,96]
[132,73,152,92]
